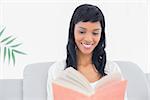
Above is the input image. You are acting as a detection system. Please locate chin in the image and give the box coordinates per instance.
[81,50,93,55]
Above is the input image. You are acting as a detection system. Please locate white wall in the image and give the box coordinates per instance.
[0,0,149,79]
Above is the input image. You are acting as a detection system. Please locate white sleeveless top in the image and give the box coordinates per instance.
[90,80,99,89]
[47,60,128,100]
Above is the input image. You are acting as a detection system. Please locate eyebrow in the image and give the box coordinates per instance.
[79,27,101,31]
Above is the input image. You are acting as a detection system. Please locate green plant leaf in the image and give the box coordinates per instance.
[0,27,6,37]
[0,27,27,66]
[13,49,26,55]
[4,47,7,62]
[5,38,16,45]
[12,50,15,66]
[8,48,11,64]
[1,35,12,43]
[10,43,22,48]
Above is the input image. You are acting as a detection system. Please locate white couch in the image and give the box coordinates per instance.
[0,61,150,100]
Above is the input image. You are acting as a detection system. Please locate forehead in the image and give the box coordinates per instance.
[75,21,101,30]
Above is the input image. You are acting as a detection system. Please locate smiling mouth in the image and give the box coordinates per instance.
[81,43,93,49]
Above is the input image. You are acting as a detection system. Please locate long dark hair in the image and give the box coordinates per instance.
[65,4,107,76]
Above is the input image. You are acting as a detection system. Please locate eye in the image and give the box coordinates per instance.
[79,31,85,34]
[93,32,99,35]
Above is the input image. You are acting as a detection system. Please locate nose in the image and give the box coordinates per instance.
[84,34,93,44]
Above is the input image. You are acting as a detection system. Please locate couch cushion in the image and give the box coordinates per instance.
[0,79,23,100]
[115,61,149,100]
[23,62,54,100]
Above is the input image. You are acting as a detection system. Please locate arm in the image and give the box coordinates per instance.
[105,61,128,100]
[47,60,66,100]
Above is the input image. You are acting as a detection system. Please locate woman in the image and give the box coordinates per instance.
[47,4,127,100]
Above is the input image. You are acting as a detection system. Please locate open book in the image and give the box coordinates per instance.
[52,67,127,100]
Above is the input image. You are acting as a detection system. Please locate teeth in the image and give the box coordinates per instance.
[82,43,92,48]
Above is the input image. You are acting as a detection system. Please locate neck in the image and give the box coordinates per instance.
[76,50,92,67]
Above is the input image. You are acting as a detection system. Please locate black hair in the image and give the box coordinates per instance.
[65,4,107,76]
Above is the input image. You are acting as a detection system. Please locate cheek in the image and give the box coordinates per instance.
[94,37,100,45]
[74,33,83,44]
[97,37,100,42]
[93,36,100,43]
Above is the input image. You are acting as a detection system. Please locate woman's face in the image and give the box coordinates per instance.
[74,21,102,55]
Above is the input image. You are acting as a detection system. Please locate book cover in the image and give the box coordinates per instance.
[52,67,127,100]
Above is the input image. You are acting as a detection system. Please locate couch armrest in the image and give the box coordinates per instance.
[115,61,149,100]
[0,79,23,100]
[23,62,54,100]
[145,73,150,99]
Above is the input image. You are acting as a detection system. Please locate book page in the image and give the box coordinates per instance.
[95,72,122,89]
[52,67,94,95]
